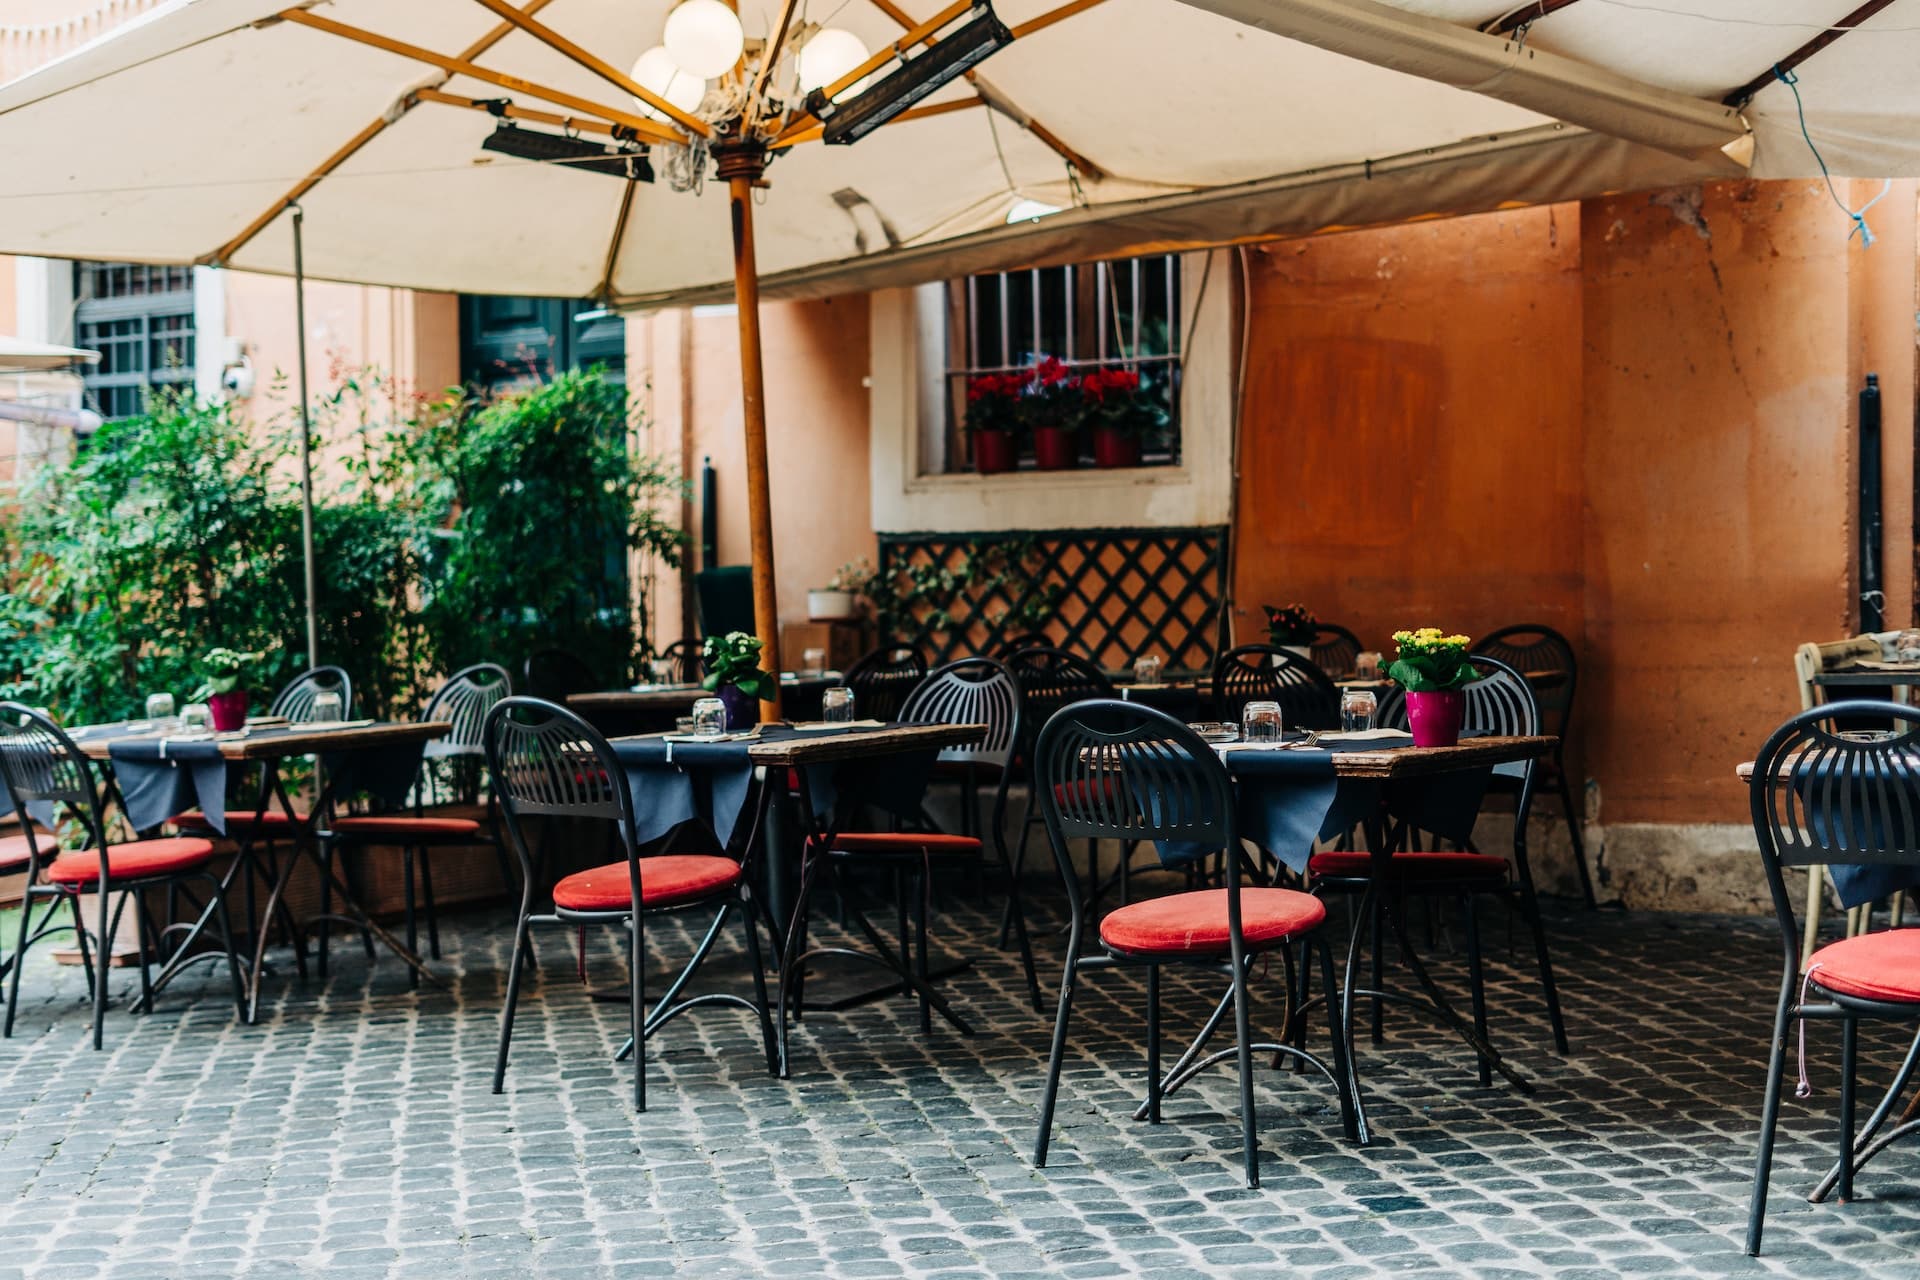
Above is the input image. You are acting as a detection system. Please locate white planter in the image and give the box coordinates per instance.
[807,589,856,621]
[1282,645,1312,662]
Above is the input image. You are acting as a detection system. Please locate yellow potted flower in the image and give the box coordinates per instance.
[1386,628,1484,747]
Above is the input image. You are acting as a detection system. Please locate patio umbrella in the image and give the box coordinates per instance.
[0,336,100,375]
[0,0,1906,707]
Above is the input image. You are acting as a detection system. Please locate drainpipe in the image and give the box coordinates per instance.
[1861,372,1883,633]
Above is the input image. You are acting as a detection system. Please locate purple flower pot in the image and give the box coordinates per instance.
[718,682,759,731]
[1406,690,1465,748]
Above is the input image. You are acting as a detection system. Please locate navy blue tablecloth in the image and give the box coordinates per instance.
[108,736,228,833]
[1783,754,1920,909]
[611,725,943,847]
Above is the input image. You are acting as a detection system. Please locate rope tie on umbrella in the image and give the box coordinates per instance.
[1795,962,1824,1098]
[1774,64,1889,249]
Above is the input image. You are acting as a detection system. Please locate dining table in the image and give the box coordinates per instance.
[568,673,839,734]
[66,717,450,1021]
[1809,660,1920,689]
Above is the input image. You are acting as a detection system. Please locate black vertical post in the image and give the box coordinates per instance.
[1861,373,1884,633]
[699,456,718,571]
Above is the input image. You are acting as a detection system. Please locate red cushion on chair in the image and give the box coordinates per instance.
[172,808,302,831]
[830,831,984,858]
[1807,930,1920,1003]
[0,830,51,873]
[1308,850,1508,880]
[1052,777,1121,807]
[45,837,215,886]
[551,854,742,913]
[329,815,483,839]
[1099,887,1327,957]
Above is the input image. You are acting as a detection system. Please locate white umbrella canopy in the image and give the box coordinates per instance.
[0,335,99,374]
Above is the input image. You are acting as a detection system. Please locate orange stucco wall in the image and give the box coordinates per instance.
[1233,181,1918,828]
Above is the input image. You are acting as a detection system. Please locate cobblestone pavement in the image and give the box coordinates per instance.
[1,886,1917,1280]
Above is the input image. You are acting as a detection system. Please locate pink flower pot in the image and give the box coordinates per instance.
[1092,425,1142,468]
[1032,425,1078,471]
[1405,690,1465,748]
[208,690,249,732]
[973,428,1015,475]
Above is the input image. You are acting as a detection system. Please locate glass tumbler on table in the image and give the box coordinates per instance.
[1132,654,1163,687]
[822,686,856,724]
[1341,689,1378,733]
[691,698,727,737]
[1355,651,1384,680]
[310,690,343,724]
[180,703,212,734]
[1242,700,1282,745]
[802,647,828,677]
[145,692,177,729]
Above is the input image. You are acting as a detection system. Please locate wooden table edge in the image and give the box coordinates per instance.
[75,720,452,761]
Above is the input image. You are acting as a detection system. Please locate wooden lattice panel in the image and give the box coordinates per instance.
[874,527,1227,671]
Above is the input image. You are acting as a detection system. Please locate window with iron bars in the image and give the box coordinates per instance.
[73,262,197,420]
[942,252,1181,473]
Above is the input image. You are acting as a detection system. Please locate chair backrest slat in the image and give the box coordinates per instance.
[843,645,928,723]
[1005,647,1114,751]
[1309,623,1364,679]
[1472,624,1575,735]
[484,697,630,825]
[273,666,353,723]
[1211,644,1338,730]
[0,703,109,855]
[422,663,513,760]
[899,658,1019,768]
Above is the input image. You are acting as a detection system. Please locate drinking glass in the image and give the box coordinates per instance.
[145,692,177,726]
[691,698,727,737]
[1355,651,1384,680]
[1242,700,1282,745]
[1132,654,1163,686]
[1341,689,1378,733]
[802,647,828,677]
[648,658,674,684]
[822,686,856,724]
[310,690,343,724]
[180,703,213,734]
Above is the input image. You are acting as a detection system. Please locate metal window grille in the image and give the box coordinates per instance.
[944,252,1182,472]
[73,262,196,420]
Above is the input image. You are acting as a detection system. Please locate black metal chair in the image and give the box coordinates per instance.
[1309,623,1365,678]
[1472,624,1596,908]
[1743,701,1920,1255]
[324,664,517,980]
[522,647,599,703]
[656,638,703,683]
[484,697,776,1110]
[1308,656,1568,1077]
[1031,700,1365,1188]
[0,703,244,1049]
[1211,644,1340,731]
[825,659,1042,1014]
[1003,647,1116,929]
[993,632,1050,660]
[842,644,928,722]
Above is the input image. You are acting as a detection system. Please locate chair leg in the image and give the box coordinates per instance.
[492,906,534,1094]
[402,847,419,991]
[740,892,779,1076]
[1368,892,1385,1045]
[1462,892,1492,1088]
[1555,768,1597,909]
[913,865,933,1037]
[995,837,1042,1014]
[91,885,111,1050]
[630,914,647,1113]
[1229,943,1259,1189]
[1317,935,1368,1145]
[1033,944,1081,1169]
[1747,978,1796,1255]
[1838,1016,1859,1202]
[1802,866,1827,966]
[1145,964,1161,1124]
[210,876,247,1020]
[4,891,37,1037]
[417,847,441,960]
[998,792,1037,948]
[1513,853,1570,1054]
[317,841,332,978]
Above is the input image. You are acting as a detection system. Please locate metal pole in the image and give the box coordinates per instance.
[1861,371,1884,633]
[293,206,320,665]
[718,142,782,719]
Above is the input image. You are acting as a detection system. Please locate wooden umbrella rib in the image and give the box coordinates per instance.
[1479,0,1585,37]
[597,173,641,300]
[1009,0,1112,40]
[746,0,804,128]
[280,9,688,147]
[462,0,712,137]
[1720,0,1897,107]
[417,87,619,136]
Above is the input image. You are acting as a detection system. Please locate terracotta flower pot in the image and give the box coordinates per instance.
[717,682,759,731]
[973,428,1015,475]
[1092,424,1142,468]
[208,690,249,732]
[1032,425,1078,471]
[1406,689,1465,748]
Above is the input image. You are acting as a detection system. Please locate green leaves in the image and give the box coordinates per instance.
[699,631,775,700]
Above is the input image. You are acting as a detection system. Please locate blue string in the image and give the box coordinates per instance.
[1775,63,1889,248]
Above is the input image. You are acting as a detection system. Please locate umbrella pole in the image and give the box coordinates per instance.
[292,207,321,667]
[719,144,782,720]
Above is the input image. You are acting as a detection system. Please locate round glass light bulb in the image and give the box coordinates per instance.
[663,0,745,79]
[629,45,707,120]
[795,28,870,94]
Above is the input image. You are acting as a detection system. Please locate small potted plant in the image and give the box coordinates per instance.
[1387,628,1486,747]
[1082,365,1167,468]
[965,372,1023,475]
[701,631,778,730]
[193,647,260,732]
[1019,355,1082,471]
[1263,603,1317,661]
[808,558,872,621]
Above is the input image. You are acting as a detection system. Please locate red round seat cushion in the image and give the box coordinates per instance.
[172,809,302,830]
[1100,887,1327,957]
[551,854,742,913]
[46,837,215,886]
[1807,930,1920,1003]
[329,815,483,839]
[1309,850,1508,880]
[0,829,50,873]
[830,831,983,858]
